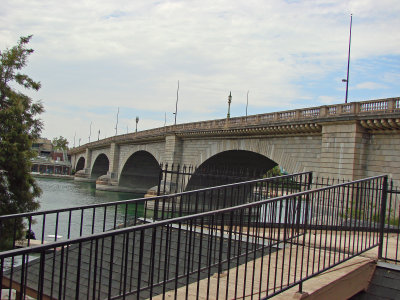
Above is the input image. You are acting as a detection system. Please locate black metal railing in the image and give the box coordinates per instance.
[0,175,387,299]
[381,180,400,264]
[312,175,400,264]
[156,163,273,195]
[0,172,311,251]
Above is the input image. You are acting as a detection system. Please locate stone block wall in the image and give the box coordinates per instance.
[118,142,165,180]
[364,132,400,186]
[178,135,322,175]
[72,120,400,189]
[319,121,368,181]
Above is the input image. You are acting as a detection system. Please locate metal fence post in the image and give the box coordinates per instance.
[378,175,388,259]
[298,173,313,294]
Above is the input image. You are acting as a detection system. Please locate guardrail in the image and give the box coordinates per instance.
[311,176,400,264]
[0,172,311,251]
[0,175,387,299]
[70,97,400,154]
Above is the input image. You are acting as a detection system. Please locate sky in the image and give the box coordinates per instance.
[1,0,400,147]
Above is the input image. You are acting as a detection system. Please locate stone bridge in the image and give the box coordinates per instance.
[69,97,400,193]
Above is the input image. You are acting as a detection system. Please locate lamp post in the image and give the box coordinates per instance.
[246,90,249,117]
[98,130,100,141]
[342,14,352,104]
[227,91,232,119]
[88,122,92,142]
[174,80,179,125]
[135,116,139,132]
[115,107,119,136]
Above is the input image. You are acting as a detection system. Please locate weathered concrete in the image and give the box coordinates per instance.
[69,98,400,192]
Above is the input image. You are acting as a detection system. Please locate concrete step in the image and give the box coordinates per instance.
[273,254,377,300]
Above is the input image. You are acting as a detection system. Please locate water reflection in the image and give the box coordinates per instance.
[32,177,144,240]
[36,177,142,210]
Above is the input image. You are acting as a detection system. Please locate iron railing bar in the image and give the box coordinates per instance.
[0,172,314,221]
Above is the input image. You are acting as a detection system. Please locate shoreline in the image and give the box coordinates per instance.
[31,173,74,180]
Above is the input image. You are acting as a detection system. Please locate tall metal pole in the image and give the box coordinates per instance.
[88,122,92,142]
[345,14,352,103]
[115,107,119,136]
[246,90,249,117]
[227,91,232,118]
[174,80,179,125]
[73,132,76,148]
[135,116,139,132]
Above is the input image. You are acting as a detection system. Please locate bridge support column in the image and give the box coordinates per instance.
[164,135,183,166]
[84,148,92,171]
[108,143,120,181]
[74,148,93,182]
[319,121,368,181]
[96,143,121,191]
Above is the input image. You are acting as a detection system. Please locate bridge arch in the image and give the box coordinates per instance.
[186,150,277,190]
[188,138,308,176]
[91,153,110,179]
[75,157,85,172]
[119,150,161,193]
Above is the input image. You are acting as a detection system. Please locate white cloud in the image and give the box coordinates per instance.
[354,82,388,90]
[1,0,400,144]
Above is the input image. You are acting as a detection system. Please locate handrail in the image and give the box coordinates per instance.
[0,174,387,258]
[0,172,312,250]
[0,172,310,221]
[0,174,387,300]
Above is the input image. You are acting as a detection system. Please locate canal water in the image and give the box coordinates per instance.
[31,177,144,241]
[3,178,144,269]
[36,177,143,210]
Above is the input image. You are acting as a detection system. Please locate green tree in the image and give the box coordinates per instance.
[0,35,44,249]
[52,136,69,150]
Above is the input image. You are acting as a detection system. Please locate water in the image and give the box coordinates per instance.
[3,178,144,269]
[36,177,143,210]
[30,177,144,241]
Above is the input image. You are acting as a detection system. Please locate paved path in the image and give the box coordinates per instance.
[151,230,398,300]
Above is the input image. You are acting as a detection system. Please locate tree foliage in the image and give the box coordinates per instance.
[0,35,44,249]
[52,136,69,150]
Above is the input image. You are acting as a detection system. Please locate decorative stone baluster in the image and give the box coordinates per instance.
[388,98,395,112]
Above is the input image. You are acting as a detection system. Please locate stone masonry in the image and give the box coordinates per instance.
[70,98,400,190]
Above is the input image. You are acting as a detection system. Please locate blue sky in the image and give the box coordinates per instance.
[1,0,400,146]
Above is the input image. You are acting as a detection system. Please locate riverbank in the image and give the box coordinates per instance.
[31,172,74,180]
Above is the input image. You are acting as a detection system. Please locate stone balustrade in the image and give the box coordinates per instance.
[70,97,400,154]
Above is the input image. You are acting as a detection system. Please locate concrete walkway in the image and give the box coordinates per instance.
[151,230,398,300]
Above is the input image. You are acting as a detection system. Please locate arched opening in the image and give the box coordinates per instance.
[186,150,277,190]
[181,150,277,213]
[76,157,85,172]
[91,154,109,179]
[119,151,161,193]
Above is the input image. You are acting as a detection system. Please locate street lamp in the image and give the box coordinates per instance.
[88,122,92,142]
[227,91,232,119]
[135,116,139,132]
[174,80,179,125]
[115,107,119,136]
[246,90,249,117]
[343,14,353,104]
